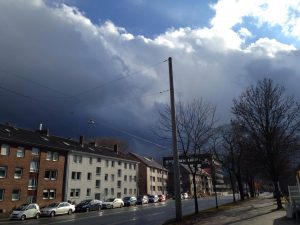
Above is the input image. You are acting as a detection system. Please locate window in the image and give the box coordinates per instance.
[0,167,7,178]
[124,163,127,169]
[30,161,39,172]
[1,144,9,155]
[111,174,114,181]
[73,155,82,163]
[153,177,156,182]
[118,169,122,177]
[89,157,93,164]
[12,189,20,201]
[111,188,114,195]
[0,189,4,201]
[104,188,108,196]
[124,188,127,195]
[129,189,132,195]
[70,189,80,197]
[105,174,108,181]
[117,192,121,198]
[134,189,136,195]
[105,160,109,167]
[86,188,91,197]
[14,167,23,179]
[134,164,136,170]
[46,152,58,161]
[32,147,39,156]
[118,161,121,166]
[129,175,132,182]
[124,175,127,181]
[129,164,132,169]
[71,172,81,180]
[45,170,57,180]
[43,189,55,199]
[95,180,100,188]
[117,181,121,188]
[87,172,92,180]
[97,158,101,163]
[16,147,24,158]
[95,193,101,200]
[111,161,115,167]
[28,179,37,190]
[96,167,101,175]
[27,196,36,204]
[134,176,137,182]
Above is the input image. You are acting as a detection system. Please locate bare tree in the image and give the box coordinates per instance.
[158,98,216,214]
[232,78,300,209]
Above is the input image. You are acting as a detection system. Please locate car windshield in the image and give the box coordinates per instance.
[123,197,130,201]
[48,203,59,207]
[106,198,115,202]
[149,195,154,198]
[15,204,28,211]
[80,200,92,204]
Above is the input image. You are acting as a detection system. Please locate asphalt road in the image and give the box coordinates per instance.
[1,195,237,225]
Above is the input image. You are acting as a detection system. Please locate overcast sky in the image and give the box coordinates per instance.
[1,0,300,158]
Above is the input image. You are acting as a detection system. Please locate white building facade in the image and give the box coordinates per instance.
[65,145,139,204]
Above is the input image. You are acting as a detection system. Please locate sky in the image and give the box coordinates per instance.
[1,0,300,159]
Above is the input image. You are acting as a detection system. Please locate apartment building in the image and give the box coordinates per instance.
[0,123,139,213]
[66,139,139,204]
[128,152,168,196]
[0,124,68,213]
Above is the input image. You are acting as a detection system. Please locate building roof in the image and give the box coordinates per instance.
[128,152,167,171]
[0,123,137,162]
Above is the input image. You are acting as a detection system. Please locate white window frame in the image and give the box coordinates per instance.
[0,167,7,178]
[32,147,39,156]
[12,189,20,201]
[30,161,39,172]
[0,144,9,156]
[16,147,24,158]
[0,189,4,201]
[14,167,23,179]
[28,179,37,190]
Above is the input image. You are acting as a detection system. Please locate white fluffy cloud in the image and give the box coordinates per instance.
[1,0,300,154]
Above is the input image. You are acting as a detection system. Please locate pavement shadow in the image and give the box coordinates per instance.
[273,216,299,225]
[223,210,274,225]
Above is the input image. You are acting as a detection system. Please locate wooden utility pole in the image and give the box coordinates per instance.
[168,57,182,221]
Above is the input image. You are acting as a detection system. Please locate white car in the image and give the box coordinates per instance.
[102,198,124,209]
[10,203,40,221]
[41,202,75,217]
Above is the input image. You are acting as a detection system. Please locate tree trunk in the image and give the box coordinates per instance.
[273,180,283,209]
[236,173,244,200]
[248,176,255,198]
[192,173,199,213]
[228,170,236,202]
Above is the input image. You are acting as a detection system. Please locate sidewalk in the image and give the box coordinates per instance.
[166,195,299,225]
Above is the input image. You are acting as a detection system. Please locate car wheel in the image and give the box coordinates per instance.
[68,209,72,215]
[111,205,114,209]
[86,207,90,212]
[50,211,55,217]
[35,213,40,219]
[20,215,26,221]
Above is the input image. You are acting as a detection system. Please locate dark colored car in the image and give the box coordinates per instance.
[123,196,137,206]
[136,195,148,205]
[148,195,159,203]
[75,199,102,212]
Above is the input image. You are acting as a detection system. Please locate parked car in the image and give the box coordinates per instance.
[148,195,159,203]
[10,203,40,221]
[102,198,124,209]
[181,193,189,199]
[158,194,166,202]
[123,196,137,206]
[137,195,148,205]
[40,202,75,217]
[75,199,102,212]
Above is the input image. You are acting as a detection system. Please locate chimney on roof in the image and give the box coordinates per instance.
[90,141,98,147]
[113,144,118,154]
[79,135,84,147]
[36,123,49,136]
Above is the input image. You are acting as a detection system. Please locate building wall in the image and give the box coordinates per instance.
[66,151,138,204]
[0,143,66,213]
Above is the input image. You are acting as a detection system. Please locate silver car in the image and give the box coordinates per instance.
[10,203,40,221]
[41,202,75,217]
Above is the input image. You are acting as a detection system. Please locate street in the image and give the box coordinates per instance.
[1,195,237,225]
